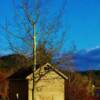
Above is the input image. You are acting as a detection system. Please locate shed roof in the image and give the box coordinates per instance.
[8,67,32,79]
[8,63,68,81]
[26,63,68,81]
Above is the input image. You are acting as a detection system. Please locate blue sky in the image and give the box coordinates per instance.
[0,0,13,55]
[0,0,100,53]
[65,0,100,50]
[0,0,100,70]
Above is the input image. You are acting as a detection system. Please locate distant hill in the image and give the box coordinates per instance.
[0,54,31,78]
[1,46,100,73]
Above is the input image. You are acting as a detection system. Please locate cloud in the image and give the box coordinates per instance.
[53,46,100,71]
[74,47,100,70]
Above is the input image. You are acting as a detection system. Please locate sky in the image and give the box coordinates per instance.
[74,47,100,70]
[0,0,13,55]
[0,0,100,52]
[0,0,100,70]
[66,0,100,50]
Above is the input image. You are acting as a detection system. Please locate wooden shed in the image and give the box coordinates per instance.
[8,63,69,100]
[26,63,68,100]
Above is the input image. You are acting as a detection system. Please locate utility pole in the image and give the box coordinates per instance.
[32,24,36,100]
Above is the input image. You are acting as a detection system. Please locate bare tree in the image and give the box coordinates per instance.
[3,0,67,58]
[1,0,67,100]
[2,0,68,77]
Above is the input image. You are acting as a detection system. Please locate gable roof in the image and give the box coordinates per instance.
[46,63,68,80]
[8,62,68,81]
[26,63,68,81]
